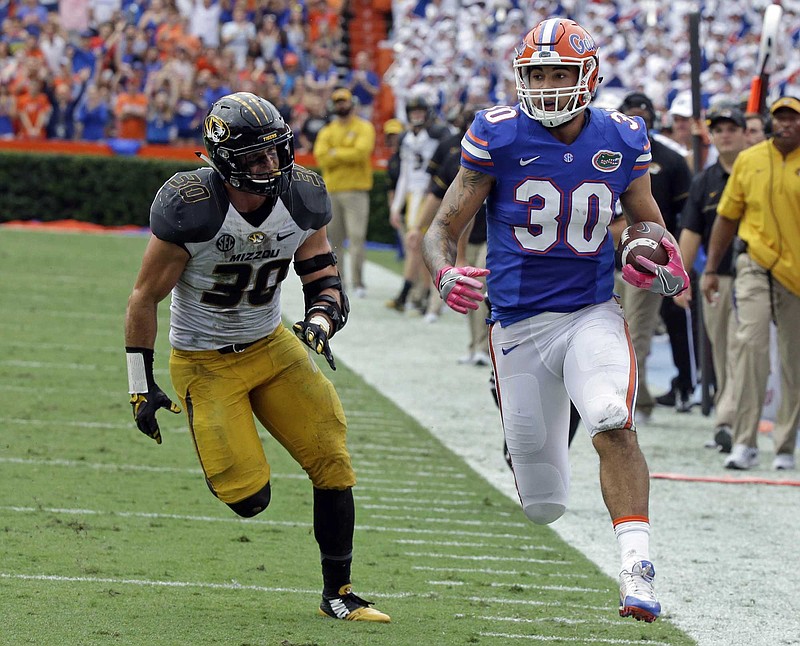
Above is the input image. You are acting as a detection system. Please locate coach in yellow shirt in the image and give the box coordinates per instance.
[314,88,376,298]
[702,95,800,471]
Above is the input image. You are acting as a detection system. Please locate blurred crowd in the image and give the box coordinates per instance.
[0,0,380,151]
[385,0,800,126]
[1,0,799,151]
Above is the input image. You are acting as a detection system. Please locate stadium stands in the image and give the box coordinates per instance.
[0,0,797,153]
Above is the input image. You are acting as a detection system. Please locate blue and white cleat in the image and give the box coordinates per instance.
[619,560,661,623]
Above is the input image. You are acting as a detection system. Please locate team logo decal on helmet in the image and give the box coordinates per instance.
[204,115,230,143]
[514,18,601,128]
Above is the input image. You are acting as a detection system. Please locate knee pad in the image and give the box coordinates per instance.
[227,482,271,518]
[582,394,631,434]
[514,463,568,525]
[523,501,566,525]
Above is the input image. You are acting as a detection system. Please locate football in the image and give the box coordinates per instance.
[618,222,669,274]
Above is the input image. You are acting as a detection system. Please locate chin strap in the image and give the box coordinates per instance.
[195,152,221,175]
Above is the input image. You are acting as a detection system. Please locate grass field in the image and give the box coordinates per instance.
[0,228,694,645]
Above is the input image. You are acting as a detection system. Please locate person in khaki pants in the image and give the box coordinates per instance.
[702,96,800,471]
[674,106,749,453]
[313,87,376,297]
[616,93,694,419]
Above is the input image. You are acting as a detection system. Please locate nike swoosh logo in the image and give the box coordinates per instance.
[501,343,521,356]
[657,270,685,297]
[638,222,651,233]
[276,231,295,241]
[519,156,540,166]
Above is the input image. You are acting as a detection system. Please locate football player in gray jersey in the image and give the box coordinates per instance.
[124,92,390,623]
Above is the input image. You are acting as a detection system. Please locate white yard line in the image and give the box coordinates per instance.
[0,572,413,600]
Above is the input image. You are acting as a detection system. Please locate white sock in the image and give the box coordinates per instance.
[614,517,650,572]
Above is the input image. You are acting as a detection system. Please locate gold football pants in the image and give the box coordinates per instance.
[169,325,355,504]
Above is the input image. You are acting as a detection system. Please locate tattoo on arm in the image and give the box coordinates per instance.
[424,169,492,276]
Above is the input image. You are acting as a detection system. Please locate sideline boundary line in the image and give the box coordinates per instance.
[651,472,800,487]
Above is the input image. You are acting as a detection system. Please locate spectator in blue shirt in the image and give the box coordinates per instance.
[76,84,111,141]
[200,70,232,110]
[145,89,177,144]
[344,51,379,120]
[45,70,90,139]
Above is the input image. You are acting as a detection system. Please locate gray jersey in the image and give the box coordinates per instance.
[390,124,449,214]
[150,167,332,351]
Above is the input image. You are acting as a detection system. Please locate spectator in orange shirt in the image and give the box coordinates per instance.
[16,78,52,139]
[155,7,193,59]
[114,70,148,140]
[307,0,340,44]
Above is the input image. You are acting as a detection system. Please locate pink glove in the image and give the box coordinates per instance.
[435,265,490,314]
[621,238,689,297]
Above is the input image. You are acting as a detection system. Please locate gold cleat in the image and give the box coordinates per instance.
[318,584,391,623]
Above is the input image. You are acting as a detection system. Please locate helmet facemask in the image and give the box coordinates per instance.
[513,18,600,128]
[514,56,598,128]
[220,134,294,196]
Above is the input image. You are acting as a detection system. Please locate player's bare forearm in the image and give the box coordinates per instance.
[619,173,667,231]
[125,291,159,349]
[422,167,492,276]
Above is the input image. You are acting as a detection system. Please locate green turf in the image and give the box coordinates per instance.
[0,228,694,645]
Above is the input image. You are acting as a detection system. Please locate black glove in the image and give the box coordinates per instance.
[293,317,336,370]
[126,347,181,444]
[130,386,181,444]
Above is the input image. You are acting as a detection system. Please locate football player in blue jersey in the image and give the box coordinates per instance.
[124,92,390,623]
[422,18,690,623]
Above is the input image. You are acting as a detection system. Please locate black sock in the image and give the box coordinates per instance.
[321,557,352,597]
[314,487,354,596]
[397,280,413,304]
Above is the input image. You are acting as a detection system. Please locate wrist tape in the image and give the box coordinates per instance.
[126,347,154,394]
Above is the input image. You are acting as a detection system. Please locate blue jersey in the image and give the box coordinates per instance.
[461,105,651,325]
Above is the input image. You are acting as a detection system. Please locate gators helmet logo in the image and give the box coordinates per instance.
[204,115,230,143]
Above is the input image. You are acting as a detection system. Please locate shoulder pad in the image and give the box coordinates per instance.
[150,168,229,244]
[461,106,522,175]
[474,106,522,148]
[281,166,332,231]
[595,108,650,153]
